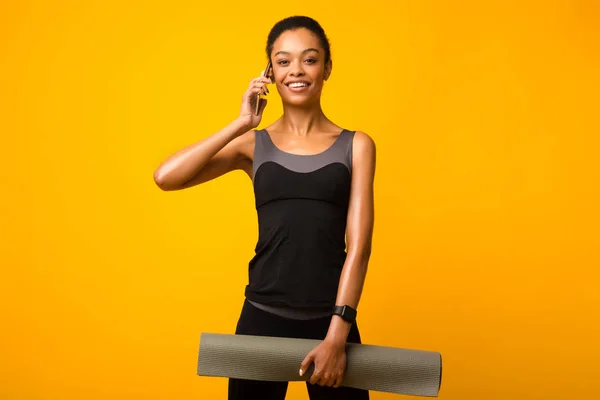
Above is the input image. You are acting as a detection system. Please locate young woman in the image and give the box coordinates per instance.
[154,16,376,400]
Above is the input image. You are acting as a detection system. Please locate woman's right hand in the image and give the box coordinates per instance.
[237,72,272,130]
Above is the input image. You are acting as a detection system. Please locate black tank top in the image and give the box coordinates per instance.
[244,128,355,313]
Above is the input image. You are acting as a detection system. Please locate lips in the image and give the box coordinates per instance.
[285,81,311,92]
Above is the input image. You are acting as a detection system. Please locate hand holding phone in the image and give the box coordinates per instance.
[237,62,273,130]
[255,61,273,115]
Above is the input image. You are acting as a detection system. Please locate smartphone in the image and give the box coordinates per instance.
[255,61,272,115]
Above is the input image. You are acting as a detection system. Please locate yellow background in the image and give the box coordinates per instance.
[2,1,599,399]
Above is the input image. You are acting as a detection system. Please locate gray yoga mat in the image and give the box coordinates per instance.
[197,333,442,397]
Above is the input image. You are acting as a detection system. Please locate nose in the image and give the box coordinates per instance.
[289,60,305,77]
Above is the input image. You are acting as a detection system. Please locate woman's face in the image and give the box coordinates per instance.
[270,28,331,107]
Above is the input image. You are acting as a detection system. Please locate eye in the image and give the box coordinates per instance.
[305,58,317,64]
[277,60,289,66]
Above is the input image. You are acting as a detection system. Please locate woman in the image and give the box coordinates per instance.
[154,15,376,400]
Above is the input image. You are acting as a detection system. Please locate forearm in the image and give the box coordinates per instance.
[325,248,371,344]
[153,118,249,189]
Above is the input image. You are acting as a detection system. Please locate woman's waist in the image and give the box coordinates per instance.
[246,299,333,320]
[255,219,347,244]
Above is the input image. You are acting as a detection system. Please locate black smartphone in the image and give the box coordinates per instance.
[255,61,272,115]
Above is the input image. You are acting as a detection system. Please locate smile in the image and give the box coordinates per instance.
[285,81,311,92]
[287,82,309,87]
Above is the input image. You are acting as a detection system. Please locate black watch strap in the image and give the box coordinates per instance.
[332,305,357,323]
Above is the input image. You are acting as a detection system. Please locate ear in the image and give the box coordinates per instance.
[324,59,332,81]
[268,64,275,81]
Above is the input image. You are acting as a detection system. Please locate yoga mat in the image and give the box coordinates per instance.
[197,333,442,397]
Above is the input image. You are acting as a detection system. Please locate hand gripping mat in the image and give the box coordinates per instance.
[197,333,442,397]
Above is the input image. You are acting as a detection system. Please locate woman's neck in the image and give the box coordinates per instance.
[275,102,331,137]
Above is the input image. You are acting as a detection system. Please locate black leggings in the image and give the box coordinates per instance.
[228,300,370,400]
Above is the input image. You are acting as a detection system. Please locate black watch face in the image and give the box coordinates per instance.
[347,307,357,320]
[341,305,356,321]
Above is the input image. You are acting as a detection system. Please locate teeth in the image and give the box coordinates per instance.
[288,82,308,88]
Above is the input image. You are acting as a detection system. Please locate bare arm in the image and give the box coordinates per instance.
[326,130,376,343]
[153,72,272,191]
[153,118,251,191]
[299,130,376,387]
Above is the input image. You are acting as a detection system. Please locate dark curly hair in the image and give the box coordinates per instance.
[266,16,331,63]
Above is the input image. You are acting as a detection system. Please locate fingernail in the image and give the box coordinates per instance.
[299,368,303,376]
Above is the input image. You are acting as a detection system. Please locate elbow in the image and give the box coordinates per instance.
[362,241,373,257]
[153,167,167,190]
[153,168,164,188]
[348,243,372,265]
[361,242,373,265]
[360,240,373,259]
[153,167,177,191]
[361,246,372,265]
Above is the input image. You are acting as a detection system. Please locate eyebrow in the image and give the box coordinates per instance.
[274,48,320,57]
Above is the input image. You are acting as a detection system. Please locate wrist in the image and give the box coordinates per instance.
[324,332,347,348]
[325,315,352,345]
[231,117,252,135]
[332,304,357,324]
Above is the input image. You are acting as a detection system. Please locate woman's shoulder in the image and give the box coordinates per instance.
[327,122,376,155]
[348,130,376,168]
[348,130,376,149]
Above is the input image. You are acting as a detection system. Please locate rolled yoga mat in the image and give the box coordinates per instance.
[197,332,442,397]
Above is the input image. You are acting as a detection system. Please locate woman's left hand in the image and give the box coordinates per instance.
[299,338,347,387]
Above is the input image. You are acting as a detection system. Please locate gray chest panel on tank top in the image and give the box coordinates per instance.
[252,129,354,181]
[250,128,355,320]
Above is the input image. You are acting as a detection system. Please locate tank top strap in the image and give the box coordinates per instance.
[252,129,270,178]
[330,129,355,174]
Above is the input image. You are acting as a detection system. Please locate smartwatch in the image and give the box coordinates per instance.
[332,305,357,323]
